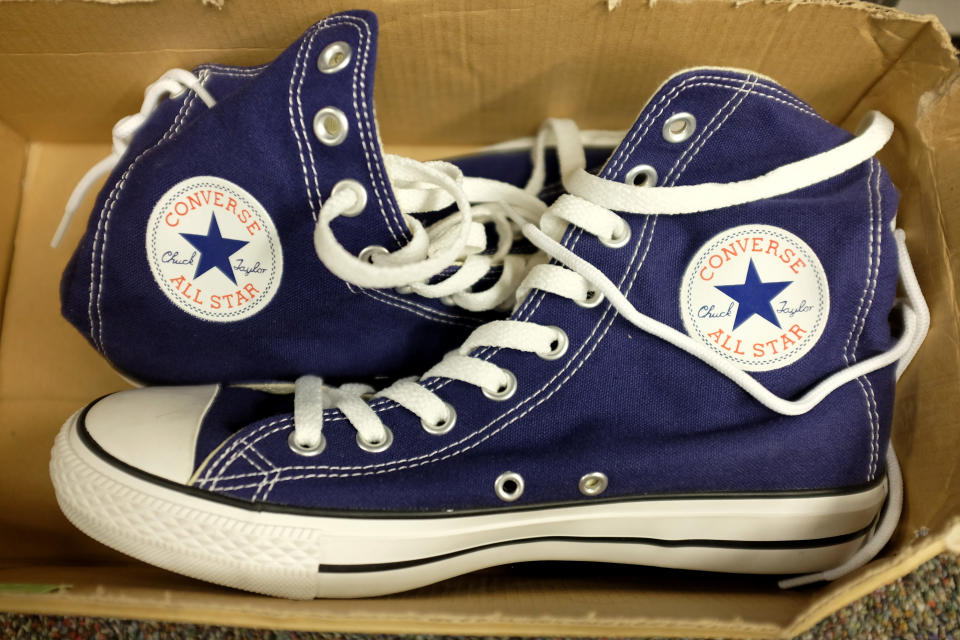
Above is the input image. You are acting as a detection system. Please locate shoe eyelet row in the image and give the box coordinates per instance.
[313,42,353,146]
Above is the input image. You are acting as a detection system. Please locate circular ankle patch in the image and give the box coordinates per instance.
[146,177,283,322]
[680,225,829,372]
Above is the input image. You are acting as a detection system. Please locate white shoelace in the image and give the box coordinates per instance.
[291,112,930,585]
[51,68,593,312]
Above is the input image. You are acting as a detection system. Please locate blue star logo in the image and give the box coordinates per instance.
[179,213,249,285]
[714,259,793,330]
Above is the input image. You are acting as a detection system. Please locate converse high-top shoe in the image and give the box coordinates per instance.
[54,10,612,385]
[50,68,928,598]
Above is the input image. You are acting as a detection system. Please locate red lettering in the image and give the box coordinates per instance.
[751,237,763,252]
[699,266,713,281]
[170,275,186,289]
[753,343,765,357]
[707,329,724,344]
[243,283,260,298]
[789,324,807,340]
[187,193,202,210]
[210,295,221,310]
[226,198,238,215]
[790,258,807,274]
[213,191,224,207]
[782,248,795,265]
[246,221,262,236]
[165,212,179,227]
[766,239,779,256]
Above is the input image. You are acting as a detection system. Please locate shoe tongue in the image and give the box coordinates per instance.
[598,68,852,190]
[194,10,409,255]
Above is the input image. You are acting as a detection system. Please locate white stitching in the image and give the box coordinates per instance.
[608,75,816,179]
[663,76,758,185]
[843,159,881,481]
[862,160,883,479]
[90,65,266,354]
[92,69,209,351]
[288,23,320,221]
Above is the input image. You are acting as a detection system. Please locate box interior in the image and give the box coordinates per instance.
[1,0,958,636]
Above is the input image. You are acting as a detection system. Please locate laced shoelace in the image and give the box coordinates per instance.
[290,112,930,585]
[51,68,592,312]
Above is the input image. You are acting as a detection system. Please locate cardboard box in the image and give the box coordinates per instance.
[0,0,958,636]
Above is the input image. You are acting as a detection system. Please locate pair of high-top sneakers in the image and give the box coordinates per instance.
[50,10,929,599]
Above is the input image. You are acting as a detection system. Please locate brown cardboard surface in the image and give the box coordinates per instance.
[0,563,808,637]
[0,0,939,144]
[0,0,959,636]
[0,120,26,328]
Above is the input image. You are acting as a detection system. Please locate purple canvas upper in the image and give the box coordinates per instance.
[184,68,902,511]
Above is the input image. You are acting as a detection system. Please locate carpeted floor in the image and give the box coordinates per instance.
[2,553,958,640]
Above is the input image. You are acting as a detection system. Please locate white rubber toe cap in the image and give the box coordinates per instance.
[84,385,220,484]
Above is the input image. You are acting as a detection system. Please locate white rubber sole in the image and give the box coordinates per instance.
[51,410,887,599]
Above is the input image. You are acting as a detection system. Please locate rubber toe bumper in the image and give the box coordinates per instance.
[84,385,219,483]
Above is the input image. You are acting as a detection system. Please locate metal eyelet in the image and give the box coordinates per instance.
[494,471,525,502]
[288,431,326,457]
[600,220,631,249]
[356,426,393,453]
[313,107,349,146]
[663,112,697,143]
[539,327,569,360]
[421,402,457,435]
[579,472,608,496]
[482,369,517,401]
[318,41,352,74]
[358,245,388,264]
[576,289,604,308]
[624,164,658,187]
[330,179,367,216]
